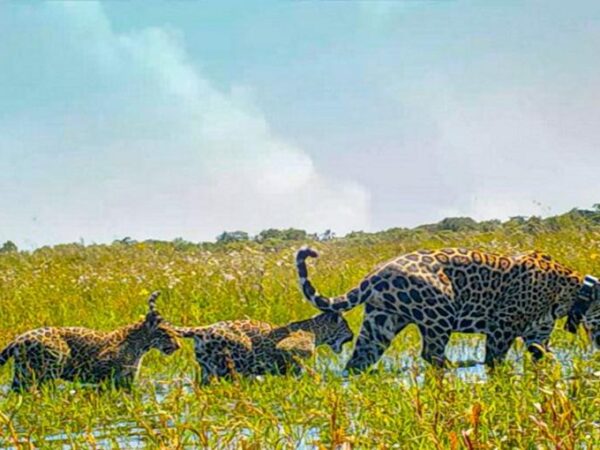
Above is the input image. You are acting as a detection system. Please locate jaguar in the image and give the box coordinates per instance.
[296,246,595,372]
[0,291,181,391]
[175,311,353,384]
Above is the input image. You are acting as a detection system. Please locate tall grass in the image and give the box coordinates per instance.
[1,223,600,448]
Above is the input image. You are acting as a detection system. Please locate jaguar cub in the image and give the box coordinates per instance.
[296,247,595,372]
[175,312,353,384]
[0,291,181,391]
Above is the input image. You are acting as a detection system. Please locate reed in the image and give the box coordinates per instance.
[1,222,599,447]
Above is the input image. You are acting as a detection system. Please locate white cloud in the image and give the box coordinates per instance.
[0,3,370,248]
[431,84,600,220]
[371,60,600,226]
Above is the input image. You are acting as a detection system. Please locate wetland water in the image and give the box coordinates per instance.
[2,336,595,449]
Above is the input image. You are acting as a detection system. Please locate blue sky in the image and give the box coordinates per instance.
[2,1,600,248]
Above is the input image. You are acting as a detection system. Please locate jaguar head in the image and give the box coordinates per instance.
[313,312,354,354]
[566,275,600,347]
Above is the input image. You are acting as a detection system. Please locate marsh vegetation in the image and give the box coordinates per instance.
[1,210,600,448]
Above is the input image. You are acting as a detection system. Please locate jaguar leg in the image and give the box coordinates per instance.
[195,353,219,385]
[484,323,517,368]
[522,324,553,361]
[345,331,391,373]
[11,350,60,392]
[11,366,53,392]
[418,325,451,367]
[11,358,33,392]
[345,309,403,373]
[114,373,135,391]
[11,369,31,392]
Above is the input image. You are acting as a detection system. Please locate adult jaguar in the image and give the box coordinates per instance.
[175,311,353,384]
[0,291,181,391]
[296,247,594,372]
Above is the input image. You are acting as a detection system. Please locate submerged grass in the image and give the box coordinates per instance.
[2,222,600,448]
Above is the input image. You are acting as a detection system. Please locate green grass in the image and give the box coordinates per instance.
[2,223,600,448]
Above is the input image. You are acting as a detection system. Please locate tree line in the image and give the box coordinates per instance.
[3,206,600,253]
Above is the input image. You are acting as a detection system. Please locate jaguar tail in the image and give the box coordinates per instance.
[295,246,367,313]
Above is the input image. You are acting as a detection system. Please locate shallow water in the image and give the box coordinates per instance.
[5,422,146,450]
[2,340,596,449]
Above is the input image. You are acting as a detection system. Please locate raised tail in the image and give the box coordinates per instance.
[0,342,15,367]
[295,246,366,313]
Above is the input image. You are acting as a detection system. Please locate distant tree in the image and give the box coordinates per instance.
[417,217,479,233]
[593,203,600,212]
[256,228,308,242]
[345,231,368,240]
[0,240,18,253]
[507,216,527,225]
[256,229,283,242]
[173,237,196,250]
[216,231,249,243]
[562,208,595,220]
[436,217,479,232]
[478,219,502,232]
[282,228,308,241]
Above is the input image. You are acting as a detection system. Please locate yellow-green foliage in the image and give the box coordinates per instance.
[1,222,600,448]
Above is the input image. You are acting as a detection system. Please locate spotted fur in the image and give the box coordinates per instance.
[0,292,181,391]
[175,312,353,384]
[296,247,591,371]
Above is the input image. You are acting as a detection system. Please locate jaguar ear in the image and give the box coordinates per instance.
[145,311,163,329]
